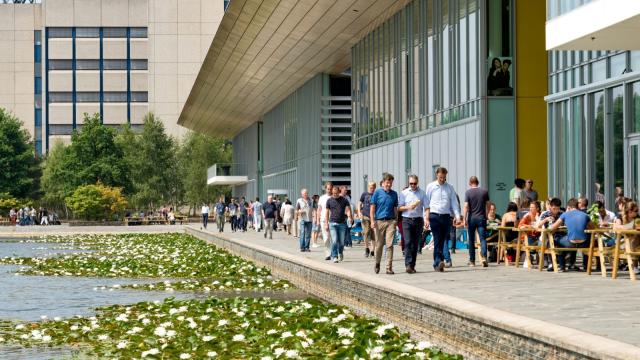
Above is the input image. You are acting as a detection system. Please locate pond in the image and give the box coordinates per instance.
[0,234,460,359]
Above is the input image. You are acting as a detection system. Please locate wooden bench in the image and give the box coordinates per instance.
[546,227,592,273]
[495,226,520,266]
[611,229,640,281]
[174,215,189,224]
[585,228,615,277]
[0,217,10,226]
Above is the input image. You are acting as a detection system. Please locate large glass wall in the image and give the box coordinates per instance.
[351,0,481,150]
[546,0,593,20]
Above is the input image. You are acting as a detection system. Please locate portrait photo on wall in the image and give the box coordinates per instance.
[487,57,513,96]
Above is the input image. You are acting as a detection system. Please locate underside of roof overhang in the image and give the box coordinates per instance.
[178,0,410,138]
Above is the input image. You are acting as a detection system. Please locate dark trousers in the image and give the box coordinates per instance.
[430,213,452,267]
[402,217,423,268]
[230,215,237,231]
[202,213,209,228]
[239,214,247,230]
[467,217,487,263]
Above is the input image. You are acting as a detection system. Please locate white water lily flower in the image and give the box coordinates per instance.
[207,352,218,358]
[371,346,384,354]
[301,302,312,309]
[275,306,285,312]
[200,315,210,321]
[281,331,292,339]
[70,325,79,331]
[284,350,298,358]
[232,334,245,341]
[98,334,109,341]
[177,316,185,321]
[117,341,128,349]
[20,334,29,340]
[0,337,4,342]
[115,313,128,321]
[15,324,25,330]
[332,314,347,323]
[169,308,178,315]
[141,348,160,358]
[260,357,273,360]
[267,329,277,335]
[217,319,228,326]
[154,326,167,337]
[337,328,354,338]
[341,339,352,345]
[179,354,191,359]
[295,330,305,338]
[53,317,61,321]
[415,352,427,359]
[273,348,285,357]
[41,335,51,342]
[312,317,328,323]
[416,340,432,350]
[142,318,151,325]
[202,335,215,342]
[301,341,309,348]
[166,330,177,338]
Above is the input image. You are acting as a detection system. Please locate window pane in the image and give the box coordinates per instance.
[131,59,148,70]
[131,92,148,102]
[49,124,73,135]
[631,51,640,72]
[633,81,640,134]
[49,59,72,70]
[609,53,626,78]
[76,27,99,38]
[76,92,100,102]
[593,91,605,199]
[442,0,450,107]
[469,0,478,99]
[48,27,72,38]
[592,59,606,82]
[103,27,127,38]
[104,59,127,70]
[76,59,100,70]
[611,86,624,201]
[103,92,127,102]
[130,27,147,38]
[49,92,72,102]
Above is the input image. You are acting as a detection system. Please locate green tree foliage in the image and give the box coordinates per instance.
[0,193,19,215]
[118,114,181,210]
[0,108,41,198]
[179,132,232,211]
[65,183,127,221]
[40,140,74,209]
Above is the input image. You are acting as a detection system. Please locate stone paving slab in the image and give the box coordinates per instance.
[201,226,640,348]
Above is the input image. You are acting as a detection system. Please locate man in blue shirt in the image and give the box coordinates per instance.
[262,195,278,239]
[424,167,461,272]
[549,198,594,271]
[215,197,227,233]
[399,174,427,274]
[370,173,399,275]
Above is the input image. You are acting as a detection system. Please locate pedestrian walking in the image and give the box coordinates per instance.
[370,173,399,275]
[296,189,314,252]
[280,200,295,235]
[239,197,248,232]
[262,195,277,239]
[201,203,210,229]
[215,197,226,233]
[253,198,263,231]
[463,176,490,267]
[358,182,377,258]
[40,207,49,225]
[424,167,461,272]
[398,175,427,274]
[228,199,238,232]
[324,186,353,263]
[311,194,321,247]
[317,182,334,260]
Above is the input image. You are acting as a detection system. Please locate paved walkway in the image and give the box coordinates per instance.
[205,226,640,348]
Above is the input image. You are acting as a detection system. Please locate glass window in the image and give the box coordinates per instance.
[442,0,450,107]
[103,28,127,38]
[593,91,605,198]
[611,86,624,201]
[103,92,127,102]
[130,59,147,70]
[131,92,148,102]
[48,27,72,38]
[34,77,42,94]
[130,27,148,38]
[34,44,41,63]
[76,60,100,70]
[609,53,626,78]
[49,92,72,102]
[459,0,468,103]
[49,59,72,70]
[76,27,99,38]
[633,81,640,133]
[104,59,127,70]
[35,109,42,127]
[76,92,100,102]
[469,0,478,99]
[572,96,584,196]
[631,51,640,72]
[592,59,606,82]
[49,124,73,135]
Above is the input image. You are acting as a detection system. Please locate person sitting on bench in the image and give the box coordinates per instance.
[548,198,595,272]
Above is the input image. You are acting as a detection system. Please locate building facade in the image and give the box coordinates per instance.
[0,0,224,154]
[545,0,640,206]
[179,0,547,210]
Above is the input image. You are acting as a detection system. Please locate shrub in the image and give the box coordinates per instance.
[66,183,127,221]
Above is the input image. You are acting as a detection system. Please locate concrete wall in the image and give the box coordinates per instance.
[351,119,482,202]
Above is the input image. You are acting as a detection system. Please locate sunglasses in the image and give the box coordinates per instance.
[409,182,418,186]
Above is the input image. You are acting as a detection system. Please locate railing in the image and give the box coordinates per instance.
[207,163,248,178]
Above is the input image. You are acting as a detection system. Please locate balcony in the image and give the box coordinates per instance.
[207,163,249,186]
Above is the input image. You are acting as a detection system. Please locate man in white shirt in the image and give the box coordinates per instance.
[296,188,314,252]
[316,182,333,260]
[424,167,462,272]
[595,200,616,225]
[201,203,210,229]
[252,198,263,231]
[399,174,428,274]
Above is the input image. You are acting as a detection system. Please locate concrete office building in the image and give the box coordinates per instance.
[0,0,224,154]
[545,0,640,206]
[180,0,548,209]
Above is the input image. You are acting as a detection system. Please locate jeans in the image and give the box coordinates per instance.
[264,218,275,238]
[202,214,208,228]
[402,217,423,268]
[321,220,332,257]
[254,215,262,231]
[238,214,247,230]
[556,236,588,268]
[329,222,348,259]
[216,214,225,232]
[299,221,312,250]
[430,213,452,267]
[467,217,487,263]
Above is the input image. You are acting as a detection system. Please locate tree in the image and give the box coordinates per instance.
[65,183,127,221]
[179,132,232,213]
[40,140,74,211]
[0,108,41,198]
[118,113,181,210]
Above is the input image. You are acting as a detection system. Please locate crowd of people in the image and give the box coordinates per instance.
[6,207,60,226]
[200,170,639,276]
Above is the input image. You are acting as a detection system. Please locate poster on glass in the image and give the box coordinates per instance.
[487,57,513,96]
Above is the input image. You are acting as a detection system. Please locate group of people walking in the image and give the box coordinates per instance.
[7,207,58,226]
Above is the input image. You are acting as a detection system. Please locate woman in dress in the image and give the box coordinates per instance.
[280,200,296,235]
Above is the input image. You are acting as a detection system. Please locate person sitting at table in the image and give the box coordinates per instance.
[577,197,589,213]
[595,201,616,226]
[548,198,595,272]
[613,201,640,275]
[518,200,542,265]
[517,198,531,220]
[484,202,501,262]
[501,202,519,262]
[537,197,564,271]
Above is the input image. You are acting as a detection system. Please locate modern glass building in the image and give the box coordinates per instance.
[180,0,547,209]
[545,0,640,206]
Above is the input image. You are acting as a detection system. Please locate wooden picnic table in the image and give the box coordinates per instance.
[611,228,640,281]
[493,226,518,266]
[585,228,614,277]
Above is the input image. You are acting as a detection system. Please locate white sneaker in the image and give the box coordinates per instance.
[311,243,319,248]
[333,258,339,263]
